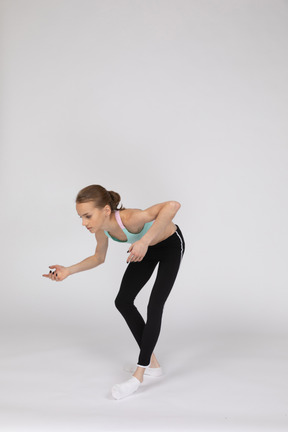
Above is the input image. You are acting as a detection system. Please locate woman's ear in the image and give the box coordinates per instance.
[104,204,111,216]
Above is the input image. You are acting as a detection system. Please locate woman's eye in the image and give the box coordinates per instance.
[86,216,91,219]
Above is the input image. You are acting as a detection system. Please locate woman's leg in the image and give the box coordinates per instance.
[114,256,158,349]
[112,258,161,400]
[112,228,185,399]
[136,253,182,368]
[137,227,185,367]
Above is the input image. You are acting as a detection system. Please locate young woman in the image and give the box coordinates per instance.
[43,184,185,399]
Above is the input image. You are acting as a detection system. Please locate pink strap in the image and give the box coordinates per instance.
[115,210,125,230]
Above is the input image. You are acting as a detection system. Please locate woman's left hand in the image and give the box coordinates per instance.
[127,240,149,263]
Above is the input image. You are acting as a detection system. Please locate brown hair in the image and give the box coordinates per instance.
[75,184,125,212]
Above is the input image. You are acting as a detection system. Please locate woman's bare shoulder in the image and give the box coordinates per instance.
[121,202,176,224]
[119,208,149,228]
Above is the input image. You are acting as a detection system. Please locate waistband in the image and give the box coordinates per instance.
[150,224,184,247]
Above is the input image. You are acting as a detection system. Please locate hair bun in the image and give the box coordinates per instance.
[108,190,124,211]
[76,185,125,212]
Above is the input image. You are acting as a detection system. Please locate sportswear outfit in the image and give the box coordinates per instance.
[104,210,185,367]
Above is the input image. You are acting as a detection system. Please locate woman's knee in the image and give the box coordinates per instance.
[114,293,124,311]
[114,292,133,312]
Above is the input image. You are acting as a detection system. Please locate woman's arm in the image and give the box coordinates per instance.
[67,255,104,275]
[43,230,108,281]
[68,230,108,275]
[126,201,181,263]
[140,201,181,246]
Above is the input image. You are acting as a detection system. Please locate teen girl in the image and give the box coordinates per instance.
[43,184,185,399]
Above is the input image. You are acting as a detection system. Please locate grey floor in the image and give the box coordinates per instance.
[0,328,287,432]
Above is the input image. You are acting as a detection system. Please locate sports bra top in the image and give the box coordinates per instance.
[104,210,154,244]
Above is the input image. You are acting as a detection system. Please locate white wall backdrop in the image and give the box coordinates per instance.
[1,1,288,430]
[1,0,287,337]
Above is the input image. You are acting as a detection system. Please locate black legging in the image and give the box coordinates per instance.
[115,225,185,367]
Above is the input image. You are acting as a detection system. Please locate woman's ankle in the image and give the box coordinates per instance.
[150,354,161,368]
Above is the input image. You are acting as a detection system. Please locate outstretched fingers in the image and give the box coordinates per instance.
[42,269,59,281]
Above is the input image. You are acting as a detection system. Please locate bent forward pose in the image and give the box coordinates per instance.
[43,184,185,399]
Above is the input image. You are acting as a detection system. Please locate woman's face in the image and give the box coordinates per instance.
[76,201,110,233]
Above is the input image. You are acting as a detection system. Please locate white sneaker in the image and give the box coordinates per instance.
[112,376,141,399]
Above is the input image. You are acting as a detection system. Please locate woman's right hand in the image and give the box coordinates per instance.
[42,265,70,282]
